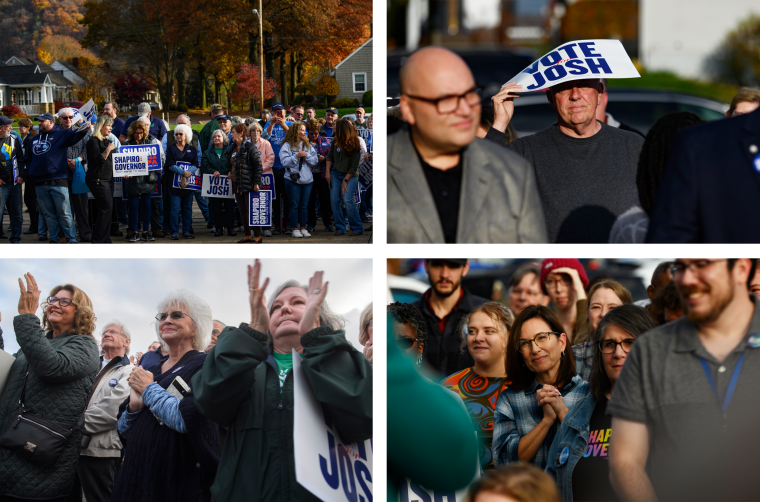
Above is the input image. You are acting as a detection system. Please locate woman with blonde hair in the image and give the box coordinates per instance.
[280,122,317,238]
[85,114,117,243]
[0,273,100,501]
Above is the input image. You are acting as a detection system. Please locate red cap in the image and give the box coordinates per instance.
[539,259,589,295]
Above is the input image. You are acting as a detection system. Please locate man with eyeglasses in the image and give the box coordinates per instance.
[508,262,549,316]
[57,107,94,243]
[205,320,226,353]
[319,107,338,138]
[0,116,27,243]
[290,106,304,123]
[608,258,760,501]
[388,46,546,243]
[25,112,92,244]
[487,78,643,243]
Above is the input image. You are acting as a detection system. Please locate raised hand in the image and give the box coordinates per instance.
[18,273,41,315]
[363,338,373,362]
[128,385,145,412]
[553,266,587,301]
[491,81,523,133]
[248,259,270,333]
[299,271,328,336]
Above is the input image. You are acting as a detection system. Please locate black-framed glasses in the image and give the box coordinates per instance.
[47,296,73,307]
[155,311,190,322]
[404,86,482,114]
[599,339,635,354]
[671,259,726,276]
[517,332,561,352]
[395,336,421,350]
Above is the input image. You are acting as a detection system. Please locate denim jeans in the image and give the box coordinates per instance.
[128,193,152,233]
[284,179,313,229]
[329,171,362,234]
[194,191,209,219]
[35,185,78,242]
[170,192,193,234]
[0,183,23,242]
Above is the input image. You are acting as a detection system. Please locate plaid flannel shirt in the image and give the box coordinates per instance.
[572,339,594,382]
[314,135,331,178]
[492,375,589,470]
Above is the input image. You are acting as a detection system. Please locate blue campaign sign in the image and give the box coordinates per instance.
[261,173,276,199]
[172,161,201,190]
[358,129,372,141]
[352,185,361,204]
[358,159,372,189]
[249,190,272,227]
[121,144,161,171]
[152,172,162,198]
[12,157,19,185]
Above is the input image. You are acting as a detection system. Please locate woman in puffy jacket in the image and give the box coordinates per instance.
[123,119,164,242]
[226,123,263,244]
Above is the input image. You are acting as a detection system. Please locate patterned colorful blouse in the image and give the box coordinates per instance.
[441,367,509,470]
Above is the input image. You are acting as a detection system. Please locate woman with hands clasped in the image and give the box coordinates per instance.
[492,305,588,470]
[193,259,373,502]
[110,290,219,502]
[0,274,99,501]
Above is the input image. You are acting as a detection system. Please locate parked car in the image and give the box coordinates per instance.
[388,274,429,304]
[510,90,728,137]
[147,101,160,111]
[64,101,84,108]
[387,47,536,101]
[341,113,372,124]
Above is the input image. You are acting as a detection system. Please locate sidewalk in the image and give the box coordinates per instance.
[3,205,373,244]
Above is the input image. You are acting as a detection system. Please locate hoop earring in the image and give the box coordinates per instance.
[560,352,565,361]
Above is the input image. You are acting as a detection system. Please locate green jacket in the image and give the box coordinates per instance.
[387,317,479,501]
[199,120,221,154]
[201,147,231,176]
[193,323,373,502]
[326,141,360,176]
[0,314,100,499]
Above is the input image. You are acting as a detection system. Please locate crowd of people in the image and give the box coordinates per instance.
[387,45,760,243]
[0,260,373,501]
[388,258,760,501]
[0,101,373,243]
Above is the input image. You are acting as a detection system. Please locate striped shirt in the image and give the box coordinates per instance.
[492,375,589,469]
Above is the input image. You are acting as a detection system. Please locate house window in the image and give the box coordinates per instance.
[352,73,367,93]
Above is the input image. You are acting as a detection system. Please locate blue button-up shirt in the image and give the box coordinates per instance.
[492,375,589,469]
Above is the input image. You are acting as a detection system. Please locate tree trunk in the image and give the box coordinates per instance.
[289,52,296,104]
[265,51,275,97]
[279,54,288,107]
[198,62,207,109]
[249,30,258,65]
[214,77,221,105]
[177,55,186,107]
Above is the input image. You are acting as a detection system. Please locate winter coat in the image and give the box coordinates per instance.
[124,136,163,196]
[80,355,134,457]
[254,138,274,174]
[0,135,27,183]
[192,324,373,502]
[280,141,317,185]
[0,315,100,499]
[85,135,115,182]
[201,147,231,177]
[326,141,360,176]
[165,143,199,197]
[225,140,262,194]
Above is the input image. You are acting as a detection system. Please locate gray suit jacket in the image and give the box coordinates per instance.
[387,130,548,243]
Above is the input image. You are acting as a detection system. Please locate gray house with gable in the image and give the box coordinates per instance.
[0,57,76,114]
[332,38,372,102]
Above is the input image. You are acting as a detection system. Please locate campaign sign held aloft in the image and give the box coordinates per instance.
[121,144,161,171]
[292,350,372,502]
[249,190,272,227]
[112,152,149,177]
[73,99,96,132]
[201,174,234,199]
[172,161,201,190]
[261,173,276,199]
[506,39,639,92]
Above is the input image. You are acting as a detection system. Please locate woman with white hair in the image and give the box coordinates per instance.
[164,123,199,239]
[85,114,117,243]
[201,129,235,237]
[193,259,373,501]
[111,290,220,502]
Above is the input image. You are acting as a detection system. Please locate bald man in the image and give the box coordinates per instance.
[387,46,547,243]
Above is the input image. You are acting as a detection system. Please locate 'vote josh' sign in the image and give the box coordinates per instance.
[293,349,372,502]
[506,39,639,92]
[201,174,234,199]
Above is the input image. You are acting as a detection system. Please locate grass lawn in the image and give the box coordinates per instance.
[607,70,738,104]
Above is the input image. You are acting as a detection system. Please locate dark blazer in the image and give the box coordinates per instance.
[646,107,760,243]
[387,129,548,243]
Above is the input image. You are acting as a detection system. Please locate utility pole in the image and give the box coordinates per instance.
[253,3,264,113]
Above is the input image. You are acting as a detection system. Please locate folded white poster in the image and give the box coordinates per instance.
[506,39,640,92]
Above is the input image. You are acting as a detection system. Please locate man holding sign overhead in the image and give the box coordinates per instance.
[486,40,644,244]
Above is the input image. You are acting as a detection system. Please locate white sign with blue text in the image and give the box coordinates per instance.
[506,39,639,92]
[73,99,96,132]
[293,349,372,502]
[201,174,234,199]
[112,152,149,177]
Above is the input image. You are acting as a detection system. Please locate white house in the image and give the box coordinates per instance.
[1,57,76,114]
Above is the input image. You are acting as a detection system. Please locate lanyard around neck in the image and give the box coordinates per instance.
[699,349,746,432]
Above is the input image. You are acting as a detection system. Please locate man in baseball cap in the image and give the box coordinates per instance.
[539,259,589,340]
[354,107,367,129]
[264,102,293,233]
[410,259,490,377]
[320,107,339,137]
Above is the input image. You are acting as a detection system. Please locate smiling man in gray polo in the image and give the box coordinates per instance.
[608,258,760,501]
